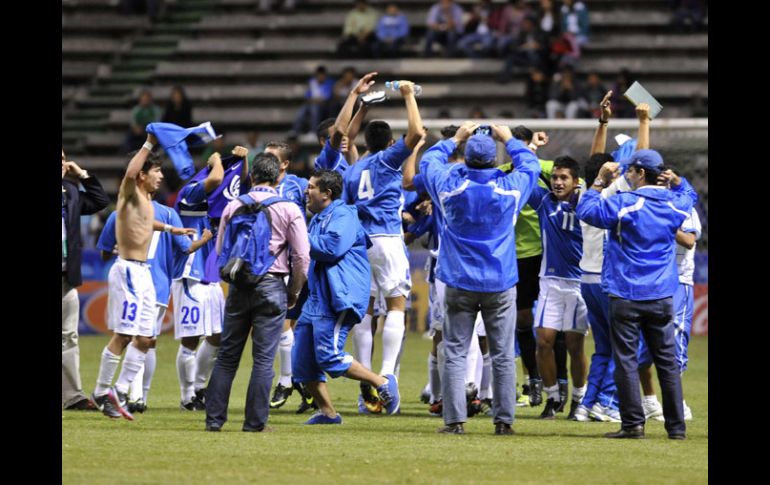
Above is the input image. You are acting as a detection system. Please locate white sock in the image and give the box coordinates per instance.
[429,353,441,402]
[94,347,122,396]
[177,345,197,403]
[143,348,157,402]
[380,310,405,375]
[545,384,560,401]
[354,314,374,370]
[643,394,660,405]
[436,341,446,396]
[466,332,481,385]
[129,364,144,401]
[194,340,219,391]
[479,352,492,400]
[394,330,407,378]
[572,384,587,403]
[278,329,294,387]
[115,344,147,395]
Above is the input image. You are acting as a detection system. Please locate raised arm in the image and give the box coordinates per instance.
[121,133,158,200]
[402,131,427,191]
[331,71,378,150]
[590,90,612,155]
[202,152,225,193]
[344,103,369,164]
[635,103,651,150]
[399,81,425,150]
[233,145,250,190]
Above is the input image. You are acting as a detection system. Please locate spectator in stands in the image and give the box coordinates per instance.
[424,0,464,57]
[258,0,297,13]
[332,67,358,114]
[609,69,636,118]
[337,0,379,58]
[525,67,549,118]
[536,0,560,40]
[560,0,590,47]
[292,65,335,135]
[580,72,607,118]
[162,86,193,128]
[670,0,706,32]
[373,3,410,58]
[457,0,495,58]
[546,65,584,119]
[498,15,548,83]
[123,89,161,153]
[494,0,531,57]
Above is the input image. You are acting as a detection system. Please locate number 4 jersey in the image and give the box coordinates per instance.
[342,138,412,236]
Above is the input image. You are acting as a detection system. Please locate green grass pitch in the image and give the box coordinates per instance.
[63,332,708,484]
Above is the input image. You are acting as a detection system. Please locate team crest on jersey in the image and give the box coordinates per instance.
[223,175,242,200]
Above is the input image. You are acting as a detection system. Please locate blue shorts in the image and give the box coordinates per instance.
[292,311,355,383]
[637,284,693,372]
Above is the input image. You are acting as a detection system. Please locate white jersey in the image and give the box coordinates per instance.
[676,208,701,286]
[578,176,631,278]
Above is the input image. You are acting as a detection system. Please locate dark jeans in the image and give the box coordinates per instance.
[609,296,685,435]
[205,276,287,431]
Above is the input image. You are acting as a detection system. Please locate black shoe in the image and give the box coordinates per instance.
[193,388,207,411]
[419,387,431,404]
[668,433,686,440]
[566,399,581,420]
[529,379,543,407]
[269,384,293,409]
[467,398,482,418]
[294,383,318,414]
[494,422,514,435]
[127,399,147,414]
[556,381,568,412]
[180,400,196,411]
[540,398,559,419]
[605,425,645,439]
[437,423,465,434]
[205,423,221,432]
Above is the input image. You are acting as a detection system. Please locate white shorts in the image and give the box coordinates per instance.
[207,283,225,335]
[107,258,157,337]
[373,291,387,317]
[534,277,589,335]
[172,279,218,339]
[368,236,411,299]
[155,305,167,336]
[429,278,446,333]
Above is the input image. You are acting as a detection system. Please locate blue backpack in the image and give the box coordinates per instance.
[217,194,287,288]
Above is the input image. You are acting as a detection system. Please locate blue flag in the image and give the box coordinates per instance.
[146,121,219,179]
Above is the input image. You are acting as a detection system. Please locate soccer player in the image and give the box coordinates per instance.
[339,77,424,412]
[90,134,195,420]
[526,156,589,419]
[96,198,211,413]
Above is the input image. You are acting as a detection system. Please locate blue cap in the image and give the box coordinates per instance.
[464,134,496,164]
[626,149,664,174]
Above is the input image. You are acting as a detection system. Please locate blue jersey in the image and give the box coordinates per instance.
[343,138,412,236]
[174,181,214,281]
[527,186,583,280]
[419,137,540,292]
[96,202,191,305]
[576,180,697,300]
[302,199,371,325]
[277,173,309,213]
[314,140,349,175]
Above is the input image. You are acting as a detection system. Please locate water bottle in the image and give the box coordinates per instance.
[385,81,422,97]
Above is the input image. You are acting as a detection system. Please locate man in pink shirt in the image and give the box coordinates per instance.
[205,152,310,432]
